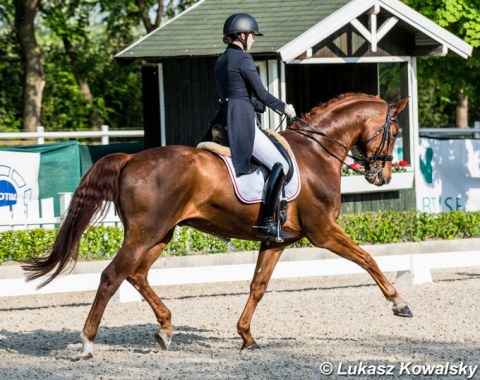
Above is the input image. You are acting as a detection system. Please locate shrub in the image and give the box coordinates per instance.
[0,210,479,264]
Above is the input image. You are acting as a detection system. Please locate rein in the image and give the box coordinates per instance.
[289,103,395,176]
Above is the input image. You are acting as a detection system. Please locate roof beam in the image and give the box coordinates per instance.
[277,0,472,63]
[377,16,399,41]
[413,44,448,57]
[350,19,372,44]
[278,0,376,63]
[290,56,410,64]
[378,0,472,58]
[350,12,398,53]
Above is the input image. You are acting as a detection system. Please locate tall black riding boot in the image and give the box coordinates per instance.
[256,163,293,242]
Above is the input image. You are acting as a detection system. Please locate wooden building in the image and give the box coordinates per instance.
[115,0,472,213]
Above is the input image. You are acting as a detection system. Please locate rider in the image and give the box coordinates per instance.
[210,13,296,242]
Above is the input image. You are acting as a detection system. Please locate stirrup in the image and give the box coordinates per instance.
[255,219,292,243]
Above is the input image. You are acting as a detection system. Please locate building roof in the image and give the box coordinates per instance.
[115,0,351,62]
[279,0,472,63]
[115,0,472,64]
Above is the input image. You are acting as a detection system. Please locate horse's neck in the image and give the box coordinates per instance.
[308,104,364,155]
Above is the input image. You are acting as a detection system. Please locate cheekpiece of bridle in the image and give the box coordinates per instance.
[289,103,396,178]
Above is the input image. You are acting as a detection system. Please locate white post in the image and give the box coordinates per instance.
[256,61,270,129]
[409,57,422,211]
[279,60,287,131]
[410,254,433,284]
[37,126,45,144]
[112,282,143,303]
[268,60,280,130]
[474,121,480,139]
[101,125,109,145]
[59,192,73,216]
[158,63,167,147]
[370,13,378,52]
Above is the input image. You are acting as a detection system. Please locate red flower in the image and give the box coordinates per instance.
[399,160,408,167]
[349,163,361,171]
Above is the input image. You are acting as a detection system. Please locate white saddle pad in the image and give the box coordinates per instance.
[219,155,301,204]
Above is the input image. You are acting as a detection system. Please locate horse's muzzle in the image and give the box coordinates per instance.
[365,168,391,186]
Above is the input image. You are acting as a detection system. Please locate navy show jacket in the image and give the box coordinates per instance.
[211,44,286,175]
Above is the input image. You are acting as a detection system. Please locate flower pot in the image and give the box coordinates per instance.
[341,169,414,194]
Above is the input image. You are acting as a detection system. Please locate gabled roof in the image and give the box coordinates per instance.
[279,0,472,62]
[115,0,352,62]
[115,0,473,64]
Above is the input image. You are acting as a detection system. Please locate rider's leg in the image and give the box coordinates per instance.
[256,162,293,242]
[252,128,292,242]
[251,127,289,174]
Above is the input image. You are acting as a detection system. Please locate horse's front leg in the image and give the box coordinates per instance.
[237,242,285,350]
[309,223,412,317]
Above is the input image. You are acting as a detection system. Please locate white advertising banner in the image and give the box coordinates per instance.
[416,138,480,212]
[0,151,40,210]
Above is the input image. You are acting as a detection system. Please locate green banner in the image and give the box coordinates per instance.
[1,141,143,215]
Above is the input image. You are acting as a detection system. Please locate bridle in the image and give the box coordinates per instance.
[289,103,396,177]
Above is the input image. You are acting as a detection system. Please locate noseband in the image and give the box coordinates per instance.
[356,103,394,166]
[290,103,395,176]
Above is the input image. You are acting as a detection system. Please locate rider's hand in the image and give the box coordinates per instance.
[284,104,296,119]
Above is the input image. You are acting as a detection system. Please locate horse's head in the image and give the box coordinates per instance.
[354,97,409,186]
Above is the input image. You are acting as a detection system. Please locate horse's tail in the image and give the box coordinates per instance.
[22,153,132,288]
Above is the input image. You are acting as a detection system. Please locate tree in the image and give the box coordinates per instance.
[9,0,45,132]
[0,4,24,132]
[402,0,480,127]
[1,0,199,132]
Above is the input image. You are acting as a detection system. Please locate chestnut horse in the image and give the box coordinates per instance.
[24,93,412,358]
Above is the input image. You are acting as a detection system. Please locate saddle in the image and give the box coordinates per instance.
[197,125,295,183]
[197,126,299,226]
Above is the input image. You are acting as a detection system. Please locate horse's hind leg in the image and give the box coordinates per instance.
[126,230,175,350]
[309,223,412,317]
[237,243,284,350]
[79,238,160,359]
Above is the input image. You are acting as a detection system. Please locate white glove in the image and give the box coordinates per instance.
[284,104,296,119]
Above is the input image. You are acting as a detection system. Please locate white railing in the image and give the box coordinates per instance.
[0,192,121,231]
[1,247,479,302]
[419,121,480,138]
[0,125,144,145]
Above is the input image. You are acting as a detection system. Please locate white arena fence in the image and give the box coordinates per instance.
[0,125,144,145]
[1,193,480,302]
[0,192,121,232]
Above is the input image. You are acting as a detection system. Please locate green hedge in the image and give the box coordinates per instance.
[1,210,479,264]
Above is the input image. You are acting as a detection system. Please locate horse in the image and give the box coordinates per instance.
[23,93,412,358]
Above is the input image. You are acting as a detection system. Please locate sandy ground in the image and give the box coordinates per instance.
[0,268,479,380]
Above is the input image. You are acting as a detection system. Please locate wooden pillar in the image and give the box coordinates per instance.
[142,65,162,149]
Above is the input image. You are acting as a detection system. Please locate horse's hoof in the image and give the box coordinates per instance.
[242,343,261,350]
[393,304,413,317]
[76,351,93,361]
[155,328,172,350]
[78,332,94,359]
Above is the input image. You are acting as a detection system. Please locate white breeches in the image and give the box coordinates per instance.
[252,127,290,175]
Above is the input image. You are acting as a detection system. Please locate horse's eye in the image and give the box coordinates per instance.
[392,131,399,138]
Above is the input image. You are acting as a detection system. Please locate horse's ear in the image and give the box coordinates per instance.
[393,96,409,115]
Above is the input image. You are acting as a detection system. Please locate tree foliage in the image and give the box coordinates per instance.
[402,0,480,126]
[0,0,197,132]
[0,0,479,132]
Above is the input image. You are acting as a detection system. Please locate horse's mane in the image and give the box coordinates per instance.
[302,93,381,122]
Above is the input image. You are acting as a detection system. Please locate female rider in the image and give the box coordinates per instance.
[210,13,296,242]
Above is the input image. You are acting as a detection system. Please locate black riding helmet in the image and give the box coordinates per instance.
[223,13,263,49]
[223,13,263,36]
